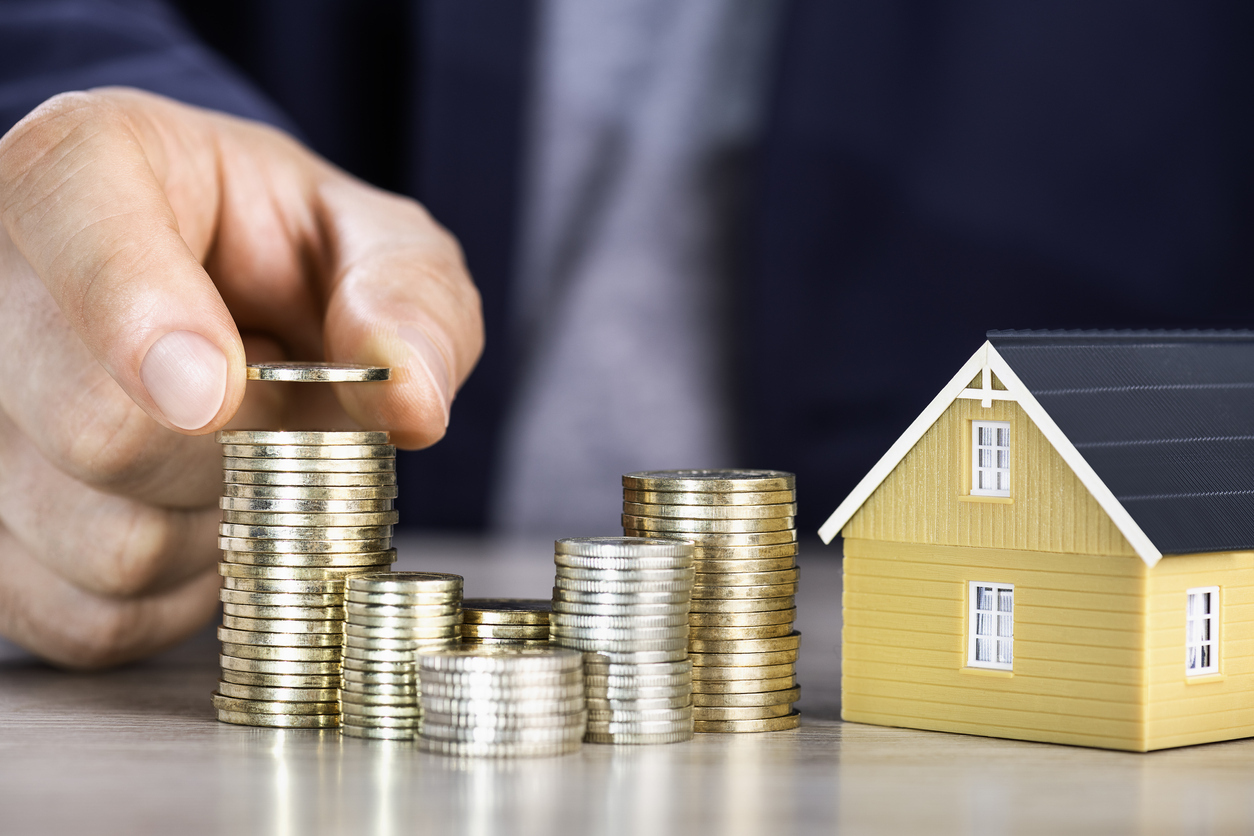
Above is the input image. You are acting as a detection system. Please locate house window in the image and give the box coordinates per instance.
[1186,587,1219,676]
[968,582,1014,670]
[971,421,1010,497]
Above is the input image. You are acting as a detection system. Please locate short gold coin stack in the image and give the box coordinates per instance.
[212,427,398,728]
[622,470,801,733]
[417,646,587,758]
[549,537,696,744]
[340,572,463,740]
[459,599,551,647]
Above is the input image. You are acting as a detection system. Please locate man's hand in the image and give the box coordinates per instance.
[0,88,483,667]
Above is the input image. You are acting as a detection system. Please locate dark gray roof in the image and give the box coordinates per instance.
[988,330,1254,555]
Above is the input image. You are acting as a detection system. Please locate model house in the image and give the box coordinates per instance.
[819,331,1254,751]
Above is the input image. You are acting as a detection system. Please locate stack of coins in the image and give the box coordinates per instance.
[549,537,696,744]
[622,470,801,733]
[460,599,552,647]
[213,428,398,729]
[340,572,463,740]
[417,646,587,758]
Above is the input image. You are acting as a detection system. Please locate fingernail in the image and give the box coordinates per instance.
[140,331,228,430]
[398,324,453,427]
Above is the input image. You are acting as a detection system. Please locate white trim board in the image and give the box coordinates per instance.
[817,341,1163,567]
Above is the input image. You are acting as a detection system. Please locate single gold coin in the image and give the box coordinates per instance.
[691,703,794,722]
[218,563,377,581]
[216,681,340,703]
[691,582,798,600]
[688,607,796,627]
[219,654,342,675]
[621,502,798,520]
[460,599,552,625]
[221,576,346,594]
[690,675,797,695]
[344,601,460,618]
[220,669,341,689]
[339,724,416,740]
[217,627,343,647]
[221,549,396,568]
[623,489,795,506]
[687,623,794,640]
[693,557,796,573]
[220,642,342,662]
[218,537,393,554]
[692,710,800,733]
[622,470,795,493]
[691,542,800,559]
[222,602,345,621]
[689,649,799,667]
[221,444,396,460]
[222,457,395,474]
[345,591,461,607]
[621,515,794,534]
[346,613,461,630]
[220,589,345,608]
[688,596,795,614]
[223,470,397,487]
[222,615,344,634]
[692,567,800,587]
[688,632,800,654]
[623,528,796,546]
[347,572,463,594]
[459,625,550,640]
[224,483,398,501]
[687,662,796,681]
[343,636,439,652]
[341,646,421,663]
[344,624,458,641]
[691,687,800,708]
[220,509,399,527]
[211,693,340,715]
[216,709,341,729]
[217,430,390,446]
[218,523,394,540]
[246,362,390,382]
[220,496,394,513]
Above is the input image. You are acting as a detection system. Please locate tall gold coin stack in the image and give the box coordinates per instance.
[340,572,463,740]
[417,646,587,758]
[212,427,398,729]
[622,470,802,733]
[459,599,551,647]
[549,537,696,744]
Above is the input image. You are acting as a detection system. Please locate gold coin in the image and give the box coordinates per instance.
[693,567,800,586]
[347,572,463,594]
[345,592,461,607]
[689,663,795,681]
[246,362,390,382]
[216,709,341,729]
[220,589,344,608]
[218,523,394,540]
[222,457,395,473]
[218,564,377,581]
[621,515,794,534]
[224,483,398,501]
[688,607,796,627]
[459,638,551,647]
[222,615,344,634]
[689,649,799,667]
[340,724,416,740]
[688,632,800,654]
[220,509,399,527]
[692,710,800,733]
[460,599,552,625]
[622,470,795,493]
[221,549,396,568]
[691,687,800,708]
[222,602,345,621]
[218,537,392,554]
[622,489,795,506]
[221,444,395,460]
[343,636,442,652]
[216,681,340,703]
[341,669,416,686]
[688,596,795,613]
[223,470,397,487]
[691,703,793,721]
[693,557,795,573]
[623,528,796,546]
[344,601,460,617]
[219,654,342,675]
[211,693,340,715]
[346,614,461,630]
[221,576,346,594]
[621,502,797,520]
[339,701,422,719]
[344,624,459,641]
[340,714,420,729]
[220,496,394,513]
[458,624,550,639]
[687,623,793,640]
[217,430,390,446]
[219,669,341,689]
[690,675,796,695]
[341,646,421,663]
[217,627,343,647]
[220,642,342,662]
[691,542,800,559]
[691,582,797,600]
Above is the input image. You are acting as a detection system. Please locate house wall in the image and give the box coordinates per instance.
[842,538,1151,751]
[1145,551,1254,750]
[842,397,1137,557]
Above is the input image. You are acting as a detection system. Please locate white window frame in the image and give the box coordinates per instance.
[971,420,1011,497]
[968,582,1014,670]
[1186,586,1219,676]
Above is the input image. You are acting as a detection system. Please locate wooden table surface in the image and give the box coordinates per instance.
[2,535,1253,835]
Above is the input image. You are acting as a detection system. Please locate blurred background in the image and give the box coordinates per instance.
[5,0,1254,539]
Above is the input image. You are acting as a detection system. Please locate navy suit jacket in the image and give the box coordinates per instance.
[2,0,1252,532]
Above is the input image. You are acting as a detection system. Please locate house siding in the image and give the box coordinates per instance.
[842,397,1137,557]
[842,539,1150,751]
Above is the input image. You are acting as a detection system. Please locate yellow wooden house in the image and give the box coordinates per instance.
[819,331,1254,751]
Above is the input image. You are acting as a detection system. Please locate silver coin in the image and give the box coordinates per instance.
[552,600,690,618]
[554,536,694,559]
[420,723,586,744]
[549,612,687,630]
[422,710,587,730]
[586,686,693,703]
[340,724,416,740]
[245,362,390,382]
[585,719,694,736]
[552,588,691,605]
[419,683,585,702]
[417,670,584,689]
[553,553,693,572]
[421,696,587,717]
[417,737,581,759]
[553,577,693,595]
[338,701,421,718]
[586,694,691,711]
[416,646,583,674]
[341,668,416,686]
[550,642,687,663]
[339,714,421,729]
[344,621,461,637]
[555,565,694,582]
[583,729,693,745]
[344,601,460,618]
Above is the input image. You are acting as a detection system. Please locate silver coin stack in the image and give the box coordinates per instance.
[549,537,696,744]
[622,470,801,734]
[417,646,587,758]
[213,429,398,729]
[340,572,463,740]
[459,599,552,647]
